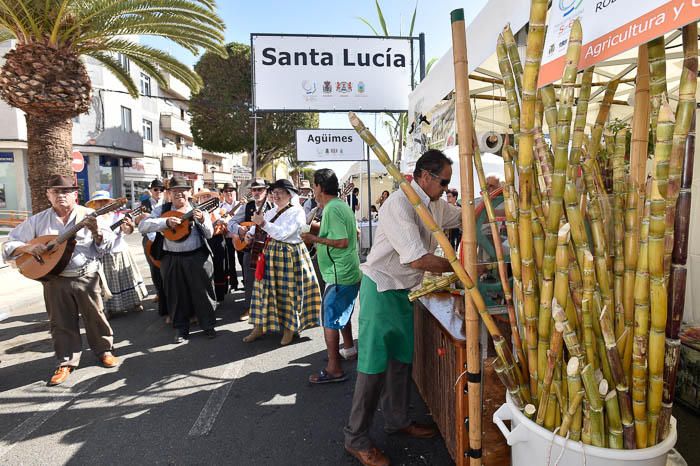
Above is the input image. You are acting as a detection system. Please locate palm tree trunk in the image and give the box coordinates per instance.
[26,114,73,213]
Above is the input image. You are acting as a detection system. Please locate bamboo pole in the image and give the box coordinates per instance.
[451,10,481,463]
[518,0,549,410]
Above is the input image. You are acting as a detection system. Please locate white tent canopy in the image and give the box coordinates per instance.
[407,2,700,325]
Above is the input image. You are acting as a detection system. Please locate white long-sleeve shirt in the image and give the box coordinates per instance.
[252,203,306,244]
[361,181,461,292]
[2,205,115,274]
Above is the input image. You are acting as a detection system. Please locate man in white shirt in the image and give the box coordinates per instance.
[135,178,167,318]
[344,150,461,466]
[2,175,118,386]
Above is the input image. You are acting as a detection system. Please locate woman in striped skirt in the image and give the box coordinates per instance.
[243,179,321,346]
[87,191,148,316]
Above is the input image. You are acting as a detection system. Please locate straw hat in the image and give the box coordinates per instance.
[86,190,113,209]
[192,188,218,202]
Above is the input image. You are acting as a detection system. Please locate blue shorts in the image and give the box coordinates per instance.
[321,283,360,330]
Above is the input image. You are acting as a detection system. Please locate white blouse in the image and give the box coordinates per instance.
[253,203,306,244]
[104,212,131,254]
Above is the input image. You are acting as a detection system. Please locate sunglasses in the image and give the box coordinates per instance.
[151,188,163,192]
[251,187,266,192]
[424,170,450,187]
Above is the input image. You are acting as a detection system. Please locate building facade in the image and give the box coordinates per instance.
[0,40,243,211]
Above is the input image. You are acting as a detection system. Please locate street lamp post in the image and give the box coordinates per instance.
[250,112,262,178]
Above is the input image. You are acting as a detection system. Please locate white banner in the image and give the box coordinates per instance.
[252,34,412,112]
[296,129,365,162]
[539,0,700,87]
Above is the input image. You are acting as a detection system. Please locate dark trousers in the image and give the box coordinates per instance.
[225,237,239,289]
[344,359,412,450]
[142,237,168,316]
[43,272,114,367]
[161,249,217,335]
[208,235,229,302]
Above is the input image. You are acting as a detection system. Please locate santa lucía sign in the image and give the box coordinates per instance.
[251,34,413,112]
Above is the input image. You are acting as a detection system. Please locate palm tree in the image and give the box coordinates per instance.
[0,1,227,212]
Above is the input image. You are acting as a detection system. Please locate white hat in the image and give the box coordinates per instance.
[86,190,113,208]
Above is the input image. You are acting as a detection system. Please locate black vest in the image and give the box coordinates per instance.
[245,200,272,221]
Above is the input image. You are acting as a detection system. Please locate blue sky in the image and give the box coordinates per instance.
[148,0,489,177]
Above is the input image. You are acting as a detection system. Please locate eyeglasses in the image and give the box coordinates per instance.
[424,170,450,187]
[151,188,163,192]
[271,189,288,196]
[251,187,266,192]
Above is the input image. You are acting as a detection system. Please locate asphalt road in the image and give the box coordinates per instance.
[0,235,453,465]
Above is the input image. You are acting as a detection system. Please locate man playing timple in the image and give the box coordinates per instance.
[2,175,118,386]
[219,182,241,291]
[139,176,217,343]
[343,150,462,466]
[302,169,360,384]
[227,178,272,321]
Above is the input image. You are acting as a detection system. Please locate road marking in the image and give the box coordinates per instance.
[0,376,99,459]
[187,360,245,437]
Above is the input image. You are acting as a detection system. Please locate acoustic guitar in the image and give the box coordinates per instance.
[110,204,150,231]
[160,197,220,242]
[212,197,247,237]
[15,198,127,281]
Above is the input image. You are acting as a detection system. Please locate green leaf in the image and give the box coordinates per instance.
[375,0,388,36]
[356,16,379,36]
[408,1,417,36]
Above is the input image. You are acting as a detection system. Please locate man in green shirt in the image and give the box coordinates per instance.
[302,168,361,384]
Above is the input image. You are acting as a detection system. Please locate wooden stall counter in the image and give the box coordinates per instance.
[413,292,510,466]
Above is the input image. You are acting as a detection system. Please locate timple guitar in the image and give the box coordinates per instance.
[213,197,247,237]
[160,197,220,242]
[15,198,127,281]
[233,194,268,252]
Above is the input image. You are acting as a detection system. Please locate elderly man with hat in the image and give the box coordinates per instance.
[243,178,322,346]
[2,175,119,386]
[227,177,272,321]
[134,178,168,319]
[138,176,217,343]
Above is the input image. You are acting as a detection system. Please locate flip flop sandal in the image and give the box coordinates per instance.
[309,369,348,384]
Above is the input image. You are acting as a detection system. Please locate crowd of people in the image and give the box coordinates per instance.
[2,149,467,466]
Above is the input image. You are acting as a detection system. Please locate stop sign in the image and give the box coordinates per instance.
[71,151,84,172]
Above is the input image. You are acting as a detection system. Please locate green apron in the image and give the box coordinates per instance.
[357,275,414,374]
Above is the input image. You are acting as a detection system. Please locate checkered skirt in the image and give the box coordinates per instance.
[102,250,148,313]
[249,239,321,333]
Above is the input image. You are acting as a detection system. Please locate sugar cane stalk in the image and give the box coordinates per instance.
[497,33,521,149]
[582,363,606,447]
[646,180,667,446]
[502,23,523,99]
[612,128,627,343]
[518,0,549,410]
[648,36,668,152]
[605,388,624,449]
[659,26,697,438]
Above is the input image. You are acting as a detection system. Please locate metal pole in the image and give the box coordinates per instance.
[252,112,258,178]
[419,32,426,81]
[366,143,373,248]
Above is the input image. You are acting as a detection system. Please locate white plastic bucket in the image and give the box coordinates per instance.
[493,393,678,466]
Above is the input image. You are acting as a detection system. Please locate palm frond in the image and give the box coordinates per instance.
[87,51,140,97]
[425,57,438,75]
[0,26,15,42]
[374,0,388,36]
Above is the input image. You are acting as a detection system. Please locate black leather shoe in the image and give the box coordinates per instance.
[174,332,189,344]
[204,329,216,339]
